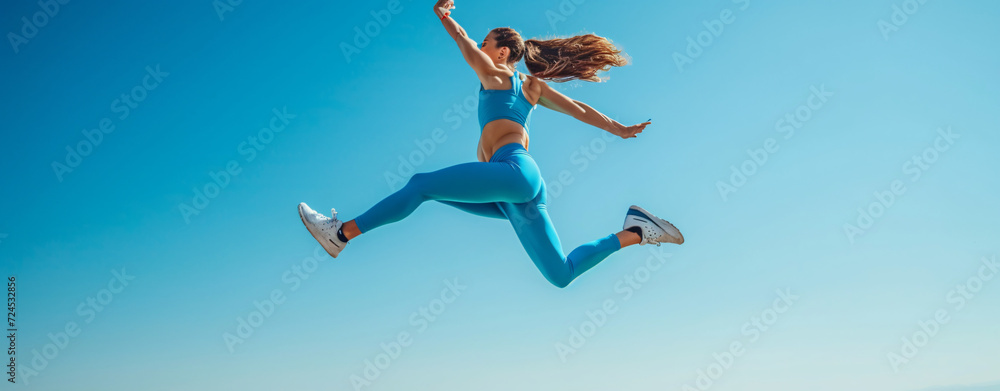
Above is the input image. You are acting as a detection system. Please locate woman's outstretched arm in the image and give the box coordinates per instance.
[432,0,503,77]
[533,76,650,139]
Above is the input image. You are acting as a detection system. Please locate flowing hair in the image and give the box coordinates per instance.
[490,27,630,83]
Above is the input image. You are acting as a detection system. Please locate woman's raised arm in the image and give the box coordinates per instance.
[433,0,503,78]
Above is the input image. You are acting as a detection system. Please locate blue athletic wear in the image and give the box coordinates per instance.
[353,143,622,288]
[478,70,535,133]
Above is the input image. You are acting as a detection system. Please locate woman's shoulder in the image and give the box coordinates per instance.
[521,72,548,86]
[519,72,543,106]
[521,72,545,92]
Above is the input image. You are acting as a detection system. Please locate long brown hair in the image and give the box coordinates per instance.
[490,27,630,83]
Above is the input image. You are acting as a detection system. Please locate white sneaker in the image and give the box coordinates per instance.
[298,202,348,258]
[623,205,684,246]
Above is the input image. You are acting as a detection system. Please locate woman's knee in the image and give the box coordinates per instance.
[546,274,572,289]
[405,172,431,193]
[534,258,574,288]
[406,172,426,185]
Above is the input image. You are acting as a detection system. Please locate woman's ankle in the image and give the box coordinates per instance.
[342,220,362,241]
[615,230,641,247]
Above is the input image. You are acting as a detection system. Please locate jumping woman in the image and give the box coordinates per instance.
[298,0,684,288]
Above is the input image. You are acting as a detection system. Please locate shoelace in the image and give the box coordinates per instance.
[644,223,663,247]
[327,209,346,244]
[311,210,337,234]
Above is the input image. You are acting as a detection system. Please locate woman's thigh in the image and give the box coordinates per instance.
[436,200,507,219]
[497,183,573,286]
[410,160,538,204]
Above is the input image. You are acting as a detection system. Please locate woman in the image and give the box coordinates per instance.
[298,0,683,288]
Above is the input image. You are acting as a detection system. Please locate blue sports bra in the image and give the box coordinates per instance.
[478,70,536,133]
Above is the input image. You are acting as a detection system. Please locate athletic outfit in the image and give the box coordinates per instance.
[351,70,622,288]
[299,70,683,287]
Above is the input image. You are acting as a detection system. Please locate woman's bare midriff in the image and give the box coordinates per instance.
[476,72,540,162]
[477,121,529,162]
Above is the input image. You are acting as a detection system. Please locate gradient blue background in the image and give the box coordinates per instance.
[2,1,999,390]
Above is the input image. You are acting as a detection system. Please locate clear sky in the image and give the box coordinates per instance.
[2,1,999,390]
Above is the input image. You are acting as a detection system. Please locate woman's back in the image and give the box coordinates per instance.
[476,70,541,162]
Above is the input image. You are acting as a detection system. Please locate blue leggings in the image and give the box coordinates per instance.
[353,143,622,288]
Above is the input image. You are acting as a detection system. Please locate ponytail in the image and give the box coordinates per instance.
[523,34,630,83]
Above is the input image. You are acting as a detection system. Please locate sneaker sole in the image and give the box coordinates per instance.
[298,203,343,258]
[629,205,684,245]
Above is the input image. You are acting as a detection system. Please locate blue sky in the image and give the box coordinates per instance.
[1,1,999,390]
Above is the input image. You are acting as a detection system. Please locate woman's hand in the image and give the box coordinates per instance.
[612,120,651,139]
[434,0,455,17]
